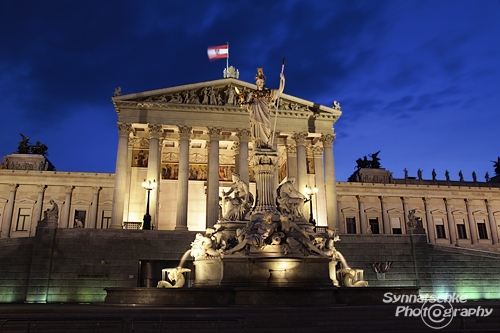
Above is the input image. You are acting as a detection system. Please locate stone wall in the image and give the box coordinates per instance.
[1,228,499,303]
[0,237,33,302]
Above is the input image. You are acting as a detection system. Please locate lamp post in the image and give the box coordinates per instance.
[142,179,156,230]
[305,185,318,227]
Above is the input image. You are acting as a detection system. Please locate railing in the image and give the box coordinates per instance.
[0,317,243,333]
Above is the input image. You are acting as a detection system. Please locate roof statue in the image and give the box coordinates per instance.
[354,150,381,170]
[492,157,500,176]
[17,133,49,157]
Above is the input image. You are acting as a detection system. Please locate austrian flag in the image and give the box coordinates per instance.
[207,45,228,61]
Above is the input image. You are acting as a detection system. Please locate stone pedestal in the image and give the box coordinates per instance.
[249,149,279,221]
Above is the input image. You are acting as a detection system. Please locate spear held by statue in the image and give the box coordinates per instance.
[270,57,286,147]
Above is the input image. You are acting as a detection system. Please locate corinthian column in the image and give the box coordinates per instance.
[206,127,222,228]
[444,198,457,245]
[89,187,101,229]
[31,185,46,236]
[465,199,478,244]
[293,132,308,195]
[357,195,367,234]
[321,134,338,231]
[1,184,18,238]
[380,196,390,234]
[61,186,74,228]
[485,199,499,244]
[423,197,435,243]
[147,124,162,228]
[401,197,410,232]
[111,122,132,229]
[237,129,251,185]
[176,125,192,231]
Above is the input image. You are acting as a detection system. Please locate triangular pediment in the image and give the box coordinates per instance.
[112,78,341,119]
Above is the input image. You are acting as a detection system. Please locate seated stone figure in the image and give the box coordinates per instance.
[224,213,277,255]
[276,177,307,220]
[221,173,254,221]
[157,267,191,288]
[42,199,59,223]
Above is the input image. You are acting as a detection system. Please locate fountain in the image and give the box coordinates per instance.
[104,66,419,307]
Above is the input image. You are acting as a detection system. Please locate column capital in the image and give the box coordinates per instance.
[443,198,452,205]
[117,122,132,137]
[401,196,410,204]
[379,196,387,203]
[356,195,365,203]
[36,185,47,192]
[8,184,19,191]
[237,128,251,142]
[92,186,102,195]
[232,141,240,154]
[148,124,163,139]
[292,132,308,146]
[422,197,432,204]
[464,198,472,205]
[207,127,222,140]
[177,125,192,140]
[321,134,336,148]
[286,144,297,154]
[312,146,324,156]
[65,186,74,194]
[485,199,493,207]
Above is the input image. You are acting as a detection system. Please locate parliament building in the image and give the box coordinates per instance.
[0,68,499,303]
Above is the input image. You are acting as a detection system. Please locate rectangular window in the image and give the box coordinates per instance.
[16,208,31,231]
[101,210,111,229]
[477,222,488,239]
[74,210,86,228]
[369,218,380,234]
[436,225,446,239]
[390,217,402,234]
[456,223,467,239]
[346,217,356,234]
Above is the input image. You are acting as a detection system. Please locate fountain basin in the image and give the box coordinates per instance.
[193,257,332,288]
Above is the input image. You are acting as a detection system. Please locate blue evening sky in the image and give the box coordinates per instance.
[1,0,499,181]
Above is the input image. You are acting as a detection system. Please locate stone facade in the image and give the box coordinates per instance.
[0,74,499,304]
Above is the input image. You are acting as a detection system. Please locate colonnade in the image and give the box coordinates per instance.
[0,183,103,238]
[110,123,340,230]
[351,195,499,245]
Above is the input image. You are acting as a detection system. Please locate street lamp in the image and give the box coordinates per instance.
[142,179,156,230]
[305,185,318,226]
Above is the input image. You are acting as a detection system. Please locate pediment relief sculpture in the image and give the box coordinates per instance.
[126,84,318,115]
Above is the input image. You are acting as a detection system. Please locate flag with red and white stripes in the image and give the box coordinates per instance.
[207,44,228,61]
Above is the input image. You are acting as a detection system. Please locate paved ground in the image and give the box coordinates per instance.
[1,301,499,333]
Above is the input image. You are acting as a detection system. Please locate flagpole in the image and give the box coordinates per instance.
[226,42,229,78]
